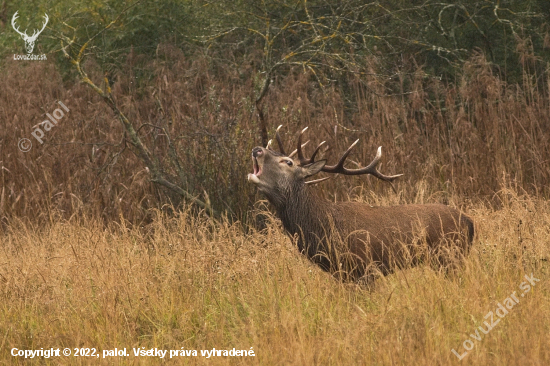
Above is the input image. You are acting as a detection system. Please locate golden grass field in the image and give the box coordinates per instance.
[1,187,548,365]
[2,6,549,364]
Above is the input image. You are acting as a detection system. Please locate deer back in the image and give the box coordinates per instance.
[248,126,474,281]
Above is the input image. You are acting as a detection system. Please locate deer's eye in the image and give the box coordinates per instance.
[285,160,293,166]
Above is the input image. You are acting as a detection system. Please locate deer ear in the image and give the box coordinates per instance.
[302,160,326,178]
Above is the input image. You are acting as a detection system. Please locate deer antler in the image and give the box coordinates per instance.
[305,176,331,185]
[268,124,312,159]
[322,143,402,182]
[296,126,403,183]
[271,125,402,185]
[295,127,326,166]
[267,125,288,155]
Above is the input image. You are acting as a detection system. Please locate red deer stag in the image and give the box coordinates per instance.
[248,126,474,282]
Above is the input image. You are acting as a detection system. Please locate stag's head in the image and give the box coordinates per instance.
[248,125,402,205]
[11,11,49,54]
[247,144,325,200]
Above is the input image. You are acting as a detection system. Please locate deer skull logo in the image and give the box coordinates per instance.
[11,11,49,54]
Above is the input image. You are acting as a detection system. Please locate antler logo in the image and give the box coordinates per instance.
[11,11,49,54]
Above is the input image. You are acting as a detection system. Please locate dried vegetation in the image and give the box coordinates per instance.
[1,42,549,365]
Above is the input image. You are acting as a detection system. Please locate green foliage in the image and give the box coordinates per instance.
[2,0,547,85]
[1,0,201,73]
[197,0,549,83]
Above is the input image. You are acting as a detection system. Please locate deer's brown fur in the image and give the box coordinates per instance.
[248,129,474,282]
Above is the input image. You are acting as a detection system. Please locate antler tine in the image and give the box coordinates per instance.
[323,139,359,171]
[266,139,274,150]
[310,141,326,162]
[289,140,309,158]
[275,125,287,155]
[362,147,403,182]
[296,127,320,166]
[305,176,331,185]
[364,145,383,170]
[322,144,403,182]
[293,127,326,166]
[296,127,311,164]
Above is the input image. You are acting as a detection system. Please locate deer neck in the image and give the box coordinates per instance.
[269,182,335,261]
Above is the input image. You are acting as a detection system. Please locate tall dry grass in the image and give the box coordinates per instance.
[1,49,549,225]
[0,188,548,365]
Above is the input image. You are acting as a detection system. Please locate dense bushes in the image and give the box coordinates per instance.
[1,0,549,225]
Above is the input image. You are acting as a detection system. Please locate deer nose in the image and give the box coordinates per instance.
[252,147,264,158]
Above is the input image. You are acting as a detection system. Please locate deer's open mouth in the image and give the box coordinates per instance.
[247,157,262,184]
[253,157,261,176]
